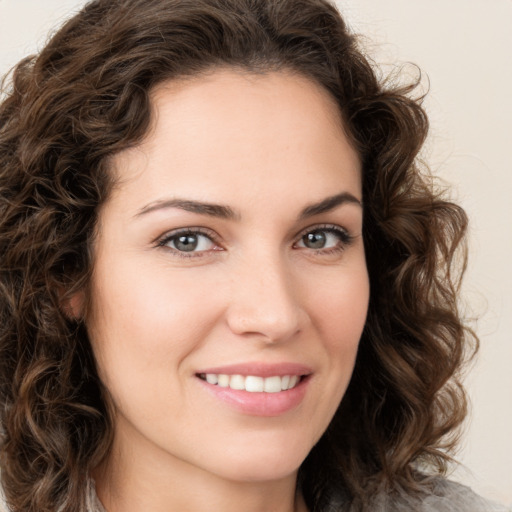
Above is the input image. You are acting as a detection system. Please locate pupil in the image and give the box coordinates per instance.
[175,234,198,252]
[305,231,326,249]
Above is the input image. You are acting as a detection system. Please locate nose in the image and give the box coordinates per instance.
[225,250,307,343]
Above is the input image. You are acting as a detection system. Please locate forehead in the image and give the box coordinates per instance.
[145,69,351,156]
[108,69,361,212]
[149,68,347,133]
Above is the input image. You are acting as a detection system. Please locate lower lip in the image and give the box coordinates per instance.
[197,376,310,417]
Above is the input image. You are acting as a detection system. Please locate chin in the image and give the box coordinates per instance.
[205,438,311,483]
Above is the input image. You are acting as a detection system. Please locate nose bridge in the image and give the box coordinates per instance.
[226,245,303,342]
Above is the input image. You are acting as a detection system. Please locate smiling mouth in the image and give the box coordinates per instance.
[196,373,307,393]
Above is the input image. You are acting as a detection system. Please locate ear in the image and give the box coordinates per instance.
[60,289,86,320]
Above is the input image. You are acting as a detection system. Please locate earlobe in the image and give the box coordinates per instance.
[61,290,86,320]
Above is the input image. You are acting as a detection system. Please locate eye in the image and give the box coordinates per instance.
[295,225,353,252]
[157,228,219,255]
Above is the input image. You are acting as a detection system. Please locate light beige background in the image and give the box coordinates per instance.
[1,0,511,505]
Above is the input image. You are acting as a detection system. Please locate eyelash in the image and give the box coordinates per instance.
[297,224,355,256]
[155,227,221,259]
[155,224,355,260]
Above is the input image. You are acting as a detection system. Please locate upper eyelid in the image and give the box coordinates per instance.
[294,223,351,240]
[154,226,219,247]
[297,223,348,234]
[155,223,352,252]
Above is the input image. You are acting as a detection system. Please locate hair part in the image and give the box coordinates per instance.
[0,0,476,510]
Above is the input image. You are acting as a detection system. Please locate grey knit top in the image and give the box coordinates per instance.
[85,478,510,512]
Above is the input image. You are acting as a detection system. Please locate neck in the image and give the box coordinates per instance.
[93,434,308,512]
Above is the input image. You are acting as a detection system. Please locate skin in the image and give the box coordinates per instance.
[82,69,369,512]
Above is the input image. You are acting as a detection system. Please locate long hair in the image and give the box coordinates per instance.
[0,0,475,510]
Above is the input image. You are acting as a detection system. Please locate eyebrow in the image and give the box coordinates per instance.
[135,199,239,220]
[135,191,362,220]
[298,192,362,219]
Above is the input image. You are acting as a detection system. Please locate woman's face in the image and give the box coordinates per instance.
[85,70,369,483]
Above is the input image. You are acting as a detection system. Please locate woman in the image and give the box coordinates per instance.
[0,0,506,511]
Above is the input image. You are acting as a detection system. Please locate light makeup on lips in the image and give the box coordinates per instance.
[196,363,312,417]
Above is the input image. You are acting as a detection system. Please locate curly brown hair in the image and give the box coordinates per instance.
[0,0,475,510]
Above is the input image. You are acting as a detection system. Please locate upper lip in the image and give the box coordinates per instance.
[196,362,313,378]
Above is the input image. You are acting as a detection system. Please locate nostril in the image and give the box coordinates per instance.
[225,306,303,342]
[224,264,307,340]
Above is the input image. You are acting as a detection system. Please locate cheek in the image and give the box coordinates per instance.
[306,262,369,349]
[303,260,369,395]
[86,258,222,392]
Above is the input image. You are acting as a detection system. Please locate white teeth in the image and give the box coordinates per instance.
[263,376,282,393]
[229,374,245,390]
[245,376,264,392]
[288,375,298,390]
[206,374,218,385]
[217,374,230,387]
[202,373,302,392]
